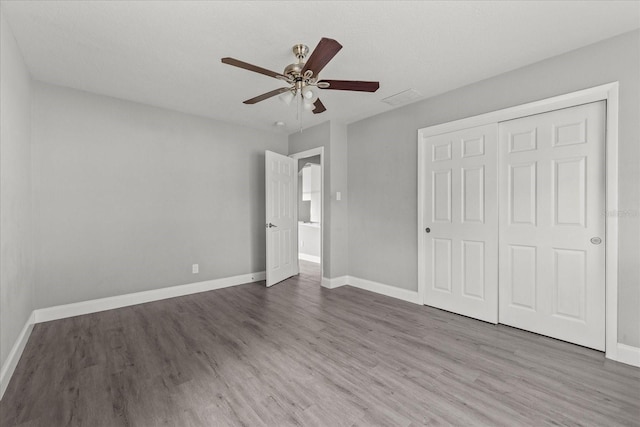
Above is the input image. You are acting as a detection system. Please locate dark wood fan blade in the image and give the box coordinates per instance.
[222,57,288,80]
[318,80,380,92]
[312,99,326,114]
[243,87,291,104]
[302,38,343,77]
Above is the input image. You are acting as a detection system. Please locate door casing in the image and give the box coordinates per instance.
[417,82,620,360]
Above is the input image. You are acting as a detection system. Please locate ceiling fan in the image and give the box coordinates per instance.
[221,37,379,115]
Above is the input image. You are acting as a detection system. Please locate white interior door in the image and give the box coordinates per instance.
[265,150,296,287]
[421,124,499,323]
[498,101,606,350]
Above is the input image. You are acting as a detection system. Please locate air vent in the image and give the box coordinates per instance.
[381,89,422,106]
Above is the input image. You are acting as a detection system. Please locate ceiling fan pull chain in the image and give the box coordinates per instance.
[296,89,302,131]
[298,89,303,132]
[299,114,303,133]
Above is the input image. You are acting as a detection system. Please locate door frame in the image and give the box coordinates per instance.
[289,147,325,278]
[418,82,619,360]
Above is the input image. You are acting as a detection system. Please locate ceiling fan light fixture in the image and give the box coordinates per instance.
[301,85,318,103]
[278,90,295,105]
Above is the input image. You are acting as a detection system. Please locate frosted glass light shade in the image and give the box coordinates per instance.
[301,86,317,102]
[278,90,295,105]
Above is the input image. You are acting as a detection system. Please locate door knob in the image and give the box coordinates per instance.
[590,237,602,245]
[266,223,278,228]
[425,227,431,233]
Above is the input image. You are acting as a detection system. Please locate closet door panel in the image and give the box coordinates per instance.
[420,124,498,323]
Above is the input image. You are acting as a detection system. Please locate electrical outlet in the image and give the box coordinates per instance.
[192,264,199,274]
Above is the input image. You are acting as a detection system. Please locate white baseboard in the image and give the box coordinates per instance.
[35,271,266,323]
[321,276,347,289]
[0,311,35,400]
[612,343,640,367]
[335,277,640,366]
[1,271,265,400]
[3,269,635,401]
[320,275,421,304]
[344,276,421,305]
[299,253,321,263]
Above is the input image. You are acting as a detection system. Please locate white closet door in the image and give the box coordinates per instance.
[498,101,606,350]
[421,124,498,323]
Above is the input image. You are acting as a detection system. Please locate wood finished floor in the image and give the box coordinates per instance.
[2,260,639,426]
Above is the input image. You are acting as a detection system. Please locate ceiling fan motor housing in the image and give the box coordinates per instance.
[284,62,304,79]
[285,44,311,81]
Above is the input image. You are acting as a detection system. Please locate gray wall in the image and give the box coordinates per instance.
[328,122,349,278]
[32,82,288,308]
[347,29,640,347]
[0,11,34,367]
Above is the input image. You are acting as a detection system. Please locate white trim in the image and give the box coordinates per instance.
[321,275,421,304]
[346,276,421,305]
[34,272,265,323]
[418,83,619,138]
[321,276,347,289]
[417,82,620,359]
[290,147,325,280]
[299,253,321,263]
[417,135,427,307]
[613,344,640,368]
[0,311,35,400]
[603,84,619,363]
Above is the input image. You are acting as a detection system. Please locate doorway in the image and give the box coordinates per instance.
[290,147,324,282]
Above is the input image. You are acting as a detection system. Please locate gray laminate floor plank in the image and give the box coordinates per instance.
[1,260,639,426]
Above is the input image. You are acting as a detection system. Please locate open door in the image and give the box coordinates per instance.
[265,151,296,287]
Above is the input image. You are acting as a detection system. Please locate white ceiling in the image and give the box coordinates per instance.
[2,1,639,134]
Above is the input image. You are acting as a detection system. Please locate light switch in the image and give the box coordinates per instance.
[336,191,341,201]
